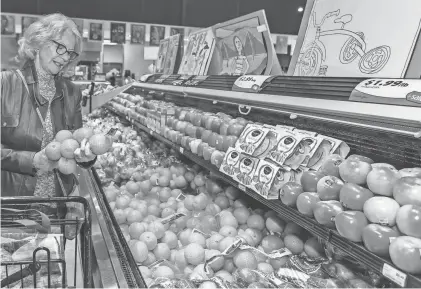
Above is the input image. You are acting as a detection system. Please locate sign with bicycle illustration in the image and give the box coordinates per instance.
[289,0,421,78]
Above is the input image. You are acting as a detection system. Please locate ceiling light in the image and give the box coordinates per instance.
[298,7,304,12]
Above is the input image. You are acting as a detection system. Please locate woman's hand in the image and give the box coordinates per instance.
[74,138,96,163]
[33,150,57,173]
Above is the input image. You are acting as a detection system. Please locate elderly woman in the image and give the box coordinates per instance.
[1,13,95,200]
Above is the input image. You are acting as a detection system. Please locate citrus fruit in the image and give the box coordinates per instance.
[142,252,156,266]
[284,234,304,255]
[161,231,178,249]
[215,270,233,282]
[188,232,206,247]
[153,265,174,279]
[184,243,205,265]
[205,249,224,271]
[127,210,143,224]
[139,232,158,250]
[60,139,79,159]
[126,181,140,195]
[247,214,265,231]
[233,207,251,224]
[72,127,94,143]
[159,188,172,202]
[129,222,145,239]
[219,226,238,237]
[214,196,230,209]
[219,236,236,252]
[179,229,192,246]
[233,250,258,269]
[131,241,148,263]
[89,134,112,155]
[304,237,325,258]
[55,130,73,142]
[199,281,218,289]
[147,205,161,217]
[45,141,61,161]
[174,249,188,269]
[220,214,239,228]
[113,209,126,225]
[207,233,224,250]
[147,221,165,239]
[257,262,274,274]
[223,259,235,273]
[266,216,285,233]
[153,243,171,260]
[193,264,214,278]
[57,157,77,175]
[283,222,305,237]
[261,235,284,253]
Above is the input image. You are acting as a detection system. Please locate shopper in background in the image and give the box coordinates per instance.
[124,69,132,84]
[1,13,96,200]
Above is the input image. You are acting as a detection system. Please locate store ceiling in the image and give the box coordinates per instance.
[2,0,307,35]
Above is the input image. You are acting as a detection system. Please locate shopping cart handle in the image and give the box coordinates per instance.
[0,262,41,288]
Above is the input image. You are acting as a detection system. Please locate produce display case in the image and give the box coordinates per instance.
[93,74,421,288]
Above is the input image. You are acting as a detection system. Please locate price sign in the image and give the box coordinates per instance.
[172,75,194,86]
[382,263,407,287]
[350,79,421,107]
[154,74,171,84]
[184,75,209,87]
[232,75,275,93]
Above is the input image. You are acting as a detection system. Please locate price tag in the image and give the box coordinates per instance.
[382,263,407,287]
[184,75,209,87]
[350,79,421,107]
[154,74,171,84]
[232,75,275,93]
[238,184,246,192]
[179,147,184,154]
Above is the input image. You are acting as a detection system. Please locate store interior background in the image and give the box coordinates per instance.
[1,0,307,78]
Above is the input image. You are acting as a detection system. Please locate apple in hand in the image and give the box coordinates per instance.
[339,159,372,185]
[339,183,374,211]
[301,171,325,192]
[396,205,421,238]
[335,211,368,242]
[280,182,304,207]
[313,201,343,228]
[366,165,400,197]
[399,168,421,178]
[296,192,320,217]
[362,224,400,258]
[393,177,421,206]
[389,236,421,274]
[363,197,400,227]
[347,154,374,164]
[318,154,345,178]
[316,175,344,201]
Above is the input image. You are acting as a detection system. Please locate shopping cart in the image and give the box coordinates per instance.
[0,197,92,288]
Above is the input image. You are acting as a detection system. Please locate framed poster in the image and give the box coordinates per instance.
[111,22,126,44]
[72,18,84,36]
[289,0,421,78]
[1,15,15,35]
[170,27,184,37]
[89,23,103,41]
[21,16,38,35]
[208,10,280,76]
[150,25,165,46]
[178,28,216,76]
[156,39,170,74]
[161,34,182,74]
[131,24,145,44]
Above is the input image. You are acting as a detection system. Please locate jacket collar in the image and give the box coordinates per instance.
[21,60,64,106]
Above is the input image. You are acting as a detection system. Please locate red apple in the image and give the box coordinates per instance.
[205,117,217,130]
[196,127,206,139]
[347,154,374,164]
[185,123,195,137]
[220,123,229,136]
[389,236,421,274]
[235,117,248,126]
[227,123,245,137]
[318,154,344,178]
[300,171,325,192]
[316,175,344,201]
[335,211,368,242]
[366,165,400,197]
[296,192,320,217]
[208,132,219,147]
[190,139,202,154]
[191,113,202,126]
[172,119,179,130]
[178,110,187,121]
[203,147,216,161]
[362,224,400,258]
[313,201,343,229]
[211,118,223,133]
[201,130,213,144]
[197,142,209,157]
[185,137,194,150]
[211,150,225,168]
[215,135,225,151]
[339,183,374,211]
[396,205,421,238]
[399,168,421,178]
[169,130,177,143]
[339,159,372,185]
[393,177,421,206]
[181,136,190,148]
[363,197,400,226]
[280,182,304,207]
[222,136,238,152]
[176,132,183,144]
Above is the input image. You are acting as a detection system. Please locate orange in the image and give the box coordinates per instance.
[220,214,238,229]
[199,281,218,289]
[223,259,235,273]
[147,205,161,217]
[57,157,77,175]
[207,233,224,250]
[116,196,130,209]
[257,263,274,274]
[126,181,140,195]
[129,222,145,239]
[153,265,174,279]
[147,221,165,239]
[89,134,112,155]
[161,231,178,249]
[266,216,285,233]
[161,207,175,218]
[45,141,62,161]
[283,222,305,237]
[158,175,171,187]
[174,249,188,269]
[73,127,94,143]
[55,130,73,142]
[142,252,156,266]
[184,243,205,265]
[284,234,304,255]
[233,207,251,225]
[159,187,172,202]
[139,180,153,194]
[113,209,126,225]
[188,232,206,248]
[269,256,289,269]
[247,214,265,231]
[215,270,233,282]
[219,226,238,237]
[214,196,230,210]
[184,171,195,182]
[130,240,148,263]
[127,210,143,224]
[153,243,171,260]
[205,249,224,271]
[139,231,158,250]
[304,237,325,258]
[219,236,236,252]
[233,250,258,269]
[179,228,192,246]
[261,235,284,253]
[60,139,79,159]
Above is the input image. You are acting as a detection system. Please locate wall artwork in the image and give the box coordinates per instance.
[150,25,165,46]
[178,28,216,76]
[156,39,170,74]
[131,24,146,44]
[208,10,279,76]
[21,16,38,35]
[290,0,421,78]
[163,34,182,74]
[89,23,103,41]
[111,22,126,44]
[1,15,15,35]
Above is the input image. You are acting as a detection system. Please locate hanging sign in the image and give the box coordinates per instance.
[350,78,421,107]
[232,75,275,93]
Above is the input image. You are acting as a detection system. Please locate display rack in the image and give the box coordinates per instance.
[104,104,421,288]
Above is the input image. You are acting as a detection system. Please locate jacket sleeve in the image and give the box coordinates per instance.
[1,71,36,176]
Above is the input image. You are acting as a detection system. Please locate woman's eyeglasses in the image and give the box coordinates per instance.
[52,40,79,61]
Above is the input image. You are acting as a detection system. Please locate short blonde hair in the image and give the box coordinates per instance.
[17,13,83,73]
